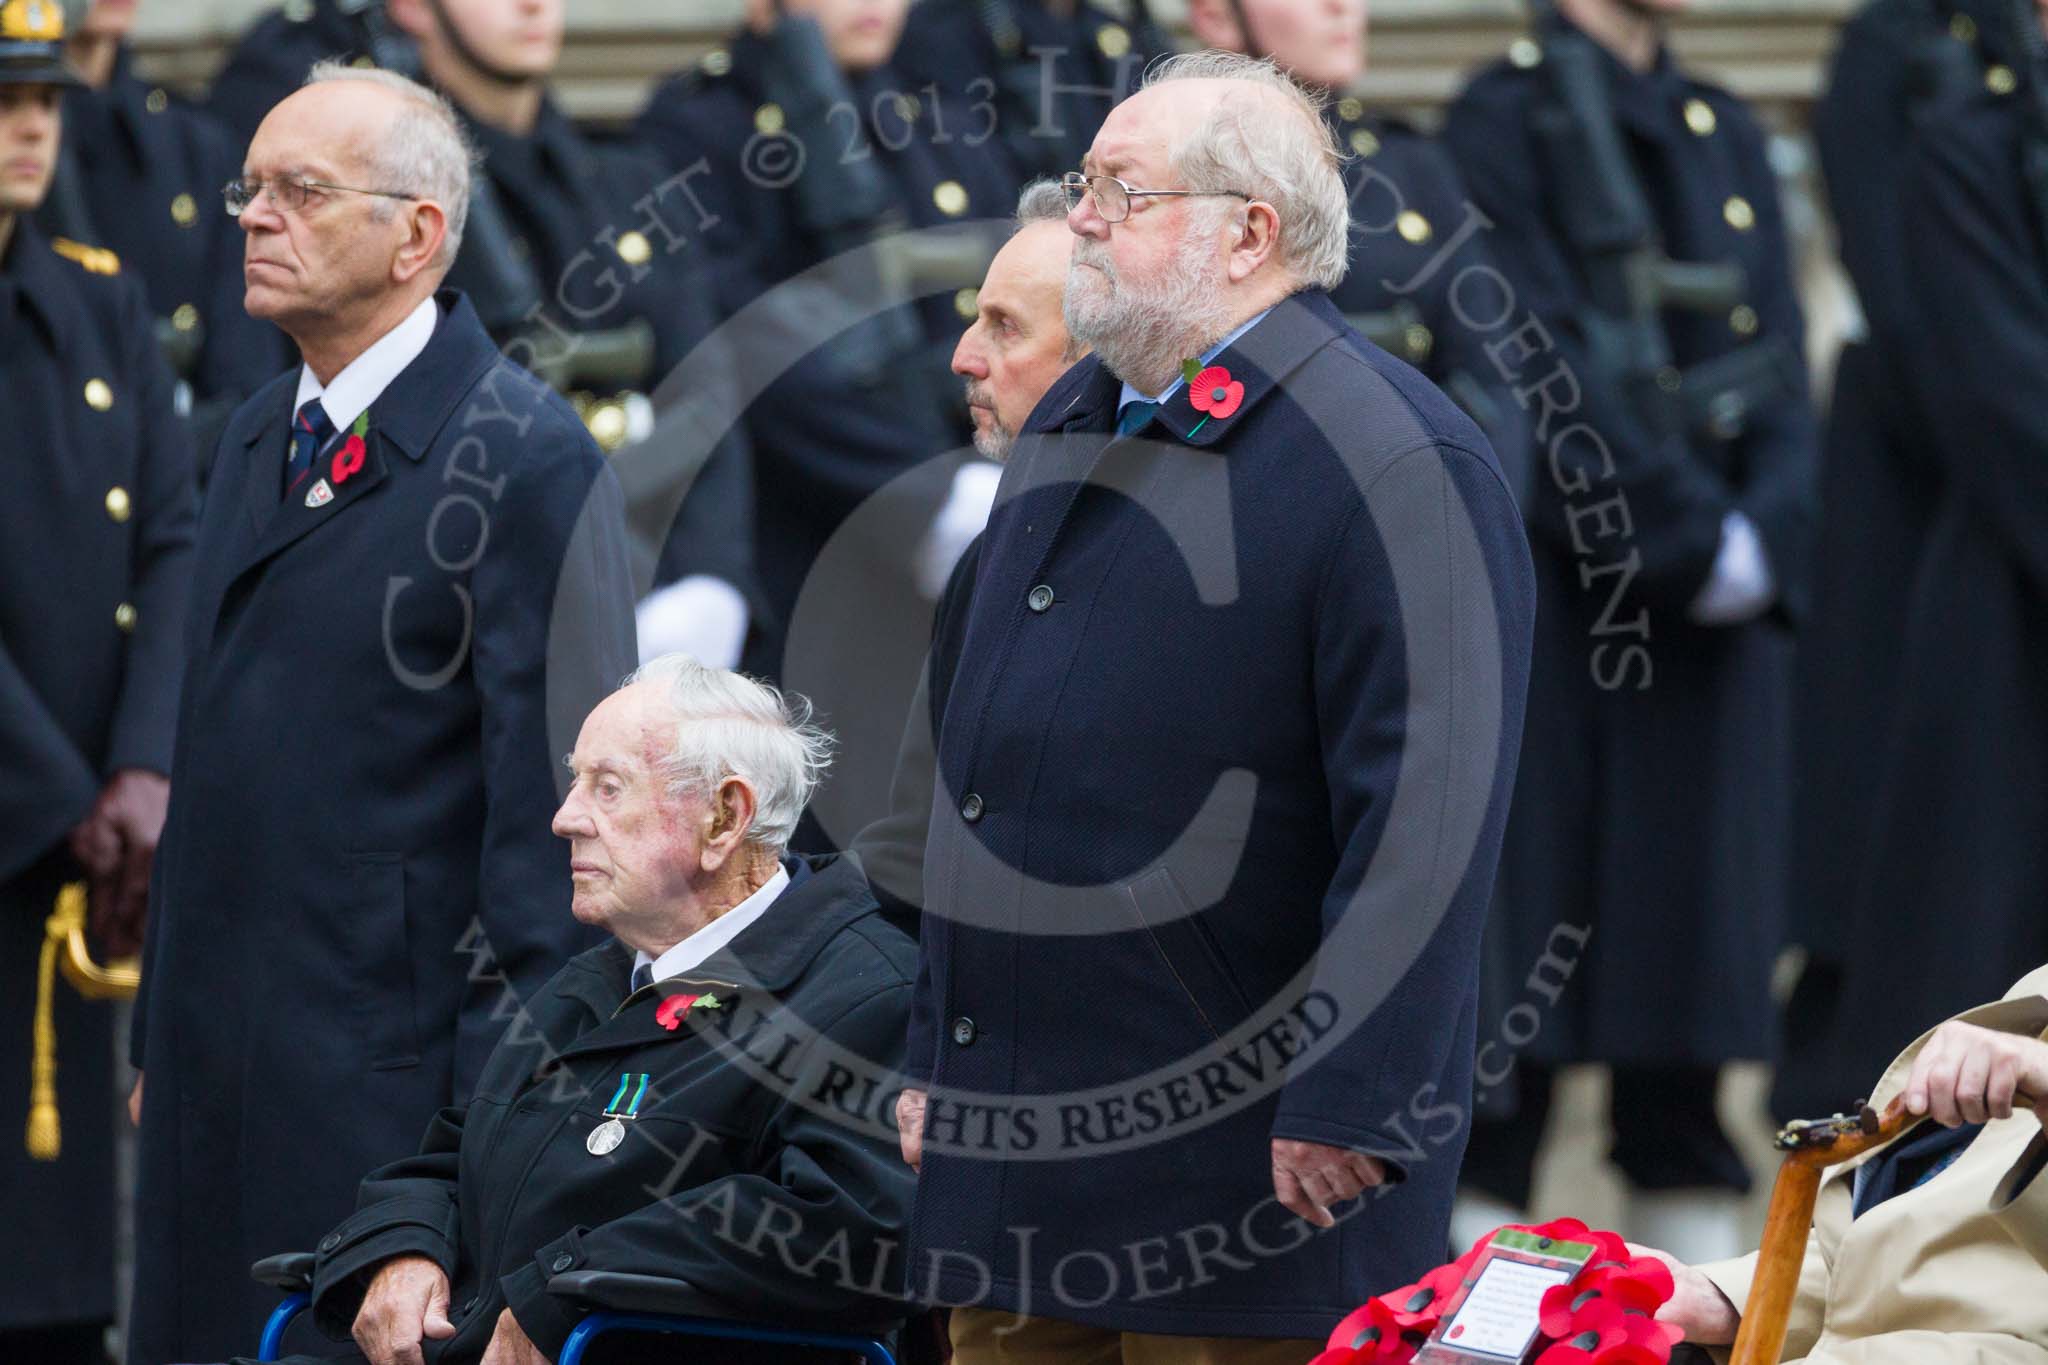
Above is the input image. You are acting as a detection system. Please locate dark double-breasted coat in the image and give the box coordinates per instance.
[0,219,197,1333]
[128,292,636,1365]
[1443,35,1819,1067]
[1775,0,1972,1116]
[635,35,1022,674]
[904,289,1535,1336]
[1327,106,1532,499]
[1823,82,2048,1078]
[254,855,918,1364]
[41,48,292,468]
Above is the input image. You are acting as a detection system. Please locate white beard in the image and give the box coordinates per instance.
[1064,210,1239,396]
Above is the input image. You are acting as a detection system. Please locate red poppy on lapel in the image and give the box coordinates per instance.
[655,991,724,1030]
[331,411,370,485]
[1188,365,1245,421]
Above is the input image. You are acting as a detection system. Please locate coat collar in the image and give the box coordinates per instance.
[1548,13,1688,139]
[3,218,76,356]
[547,854,882,1061]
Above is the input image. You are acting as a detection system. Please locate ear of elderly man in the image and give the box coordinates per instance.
[238,656,919,1365]
[889,53,1538,1365]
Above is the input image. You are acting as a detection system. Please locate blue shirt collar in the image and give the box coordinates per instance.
[1116,306,1275,417]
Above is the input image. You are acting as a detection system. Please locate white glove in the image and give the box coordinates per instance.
[1688,511,1776,626]
[635,575,749,669]
[913,461,1003,600]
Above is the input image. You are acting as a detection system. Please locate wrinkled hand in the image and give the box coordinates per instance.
[897,1087,927,1173]
[352,1255,456,1365]
[479,1307,549,1365]
[1904,1020,2048,1128]
[1271,1138,1385,1228]
[1626,1243,1740,1345]
[68,769,168,957]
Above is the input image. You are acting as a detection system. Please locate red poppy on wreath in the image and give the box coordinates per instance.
[655,991,725,1030]
[330,411,370,485]
[1189,364,1245,420]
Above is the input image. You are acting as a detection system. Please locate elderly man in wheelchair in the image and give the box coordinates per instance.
[240,656,919,1365]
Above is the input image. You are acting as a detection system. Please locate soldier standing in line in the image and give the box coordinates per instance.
[1443,0,1820,1261]
[0,3,197,1358]
[40,0,291,477]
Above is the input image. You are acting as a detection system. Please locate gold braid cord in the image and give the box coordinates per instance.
[24,883,141,1160]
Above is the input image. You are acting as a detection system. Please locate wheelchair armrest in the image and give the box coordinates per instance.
[547,1269,705,1315]
[251,1251,317,1292]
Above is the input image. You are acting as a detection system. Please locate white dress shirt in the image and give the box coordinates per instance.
[632,863,790,986]
[290,294,440,446]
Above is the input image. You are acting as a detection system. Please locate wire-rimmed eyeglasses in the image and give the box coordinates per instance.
[1060,172,1250,224]
[223,176,421,217]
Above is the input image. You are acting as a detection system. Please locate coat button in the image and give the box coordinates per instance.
[1027,584,1054,613]
[1683,98,1718,137]
[84,378,113,411]
[933,180,969,217]
[114,603,137,633]
[171,192,197,227]
[616,230,652,266]
[950,1016,977,1046]
[145,88,168,115]
[551,1253,575,1273]
[960,793,984,823]
[105,486,131,523]
[172,303,199,332]
[1397,210,1433,245]
[318,1233,340,1252]
[1723,195,1756,232]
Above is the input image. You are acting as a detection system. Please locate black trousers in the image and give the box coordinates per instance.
[1460,1063,1752,1207]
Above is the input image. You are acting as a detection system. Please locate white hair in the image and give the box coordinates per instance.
[1143,51,1350,290]
[1015,177,1070,228]
[620,653,834,854]
[303,60,476,266]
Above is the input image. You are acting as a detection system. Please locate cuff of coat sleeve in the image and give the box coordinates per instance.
[502,1232,590,1361]
[1268,1114,1414,1183]
[311,1218,458,1339]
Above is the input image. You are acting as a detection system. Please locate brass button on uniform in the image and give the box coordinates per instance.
[84,378,113,411]
[1349,128,1380,158]
[960,793,984,823]
[1397,210,1433,245]
[953,287,979,320]
[1987,64,2018,96]
[1729,304,1760,337]
[895,93,921,123]
[701,48,731,77]
[754,102,784,135]
[933,180,969,217]
[1723,195,1755,232]
[172,302,199,332]
[1509,38,1542,69]
[1337,96,1364,124]
[145,87,168,115]
[1950,12,1978,42]
[1405,322,1435,361]
[1027,584,1054,613]
[105,486,132,523]
[171,192,197,227]
[616,230,652,266]
[1096,23,1130,58]
[113,603,137,633]
[1684,98,1717,137]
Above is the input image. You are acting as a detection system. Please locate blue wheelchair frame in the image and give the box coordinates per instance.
[251,1256,899,1364]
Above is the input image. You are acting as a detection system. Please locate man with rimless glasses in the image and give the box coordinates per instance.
[128,62,635,1365]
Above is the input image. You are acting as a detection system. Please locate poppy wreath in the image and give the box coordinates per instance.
[1307,1218,1684,1365]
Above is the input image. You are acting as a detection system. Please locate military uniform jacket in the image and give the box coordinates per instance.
[636,36,1021,652]
[1826,85,2048,1076]
[292,855,918,1363]
[904,290,1535,1336]
[206,0,401,142]
[0,218,197,1332]
[1326,108,1532,499]
[1443,36,1820,1067]
[43,49,291,428]
[128,292,636,1365]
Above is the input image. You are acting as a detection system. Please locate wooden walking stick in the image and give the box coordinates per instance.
[1726,1100,1911,1365]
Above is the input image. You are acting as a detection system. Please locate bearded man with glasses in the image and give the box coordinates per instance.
[127,63,636,1365]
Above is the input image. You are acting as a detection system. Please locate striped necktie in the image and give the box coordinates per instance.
[630,962,653,995]
[284,398,336,498]
[1117,400,1159,437]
